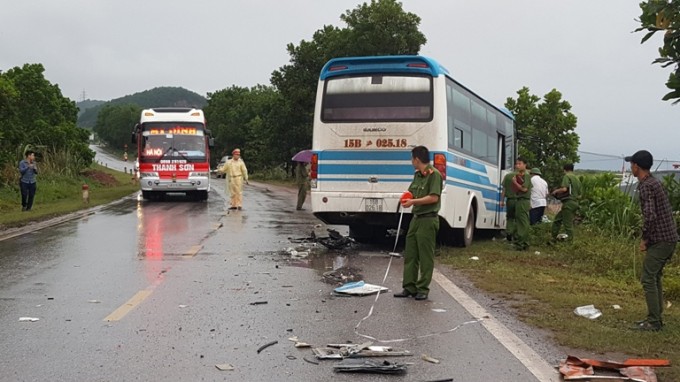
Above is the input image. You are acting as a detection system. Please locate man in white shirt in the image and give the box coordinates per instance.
[529,168,548,225]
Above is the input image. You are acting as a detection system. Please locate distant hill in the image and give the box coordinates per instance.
[77,87,207,128]
[76,99,106,118]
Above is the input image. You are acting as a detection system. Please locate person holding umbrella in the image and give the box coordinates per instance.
[292,150,313,211]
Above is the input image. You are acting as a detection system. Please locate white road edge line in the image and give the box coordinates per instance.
[433,268,559,382]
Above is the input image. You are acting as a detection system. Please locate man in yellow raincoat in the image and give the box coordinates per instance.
[220,148,249,210]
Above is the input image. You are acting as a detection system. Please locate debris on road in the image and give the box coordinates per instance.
[287,336,312,348]
[313,342,412,359]
[421,354,440,364]
[333,281,388,296]
[318,229,355,250]
[333,359,408,374]
[215,364,235,371]
[88,300,101,303]
[250,301,268,305]
[303,357,319,365]
[431,308,447,313]
[573,304,602,319]
[558,355,669,381]
[257,340,278,354]
[323,266,363,285]
[286,355,297,360]
[18,317,40,322]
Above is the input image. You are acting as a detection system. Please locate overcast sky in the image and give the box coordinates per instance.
[1,1,677,170]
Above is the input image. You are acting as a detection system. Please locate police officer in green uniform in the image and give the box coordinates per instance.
[551,163,581,242]
[295,161,309,210]
[501,170,517,242]
[513,158,532,251]
[394,146,442,301]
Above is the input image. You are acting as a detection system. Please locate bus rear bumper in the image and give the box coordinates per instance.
[311,192,409,227]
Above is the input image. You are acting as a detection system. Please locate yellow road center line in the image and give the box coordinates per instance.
[103,289,153,322]
[183,244,203,257]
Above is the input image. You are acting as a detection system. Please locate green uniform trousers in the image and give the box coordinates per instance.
[296,183,307,209]
[403,216,439,295]
[505,198,517,241]
[551,199,578,240]
[641,241,676,326]
[514,198,530,250]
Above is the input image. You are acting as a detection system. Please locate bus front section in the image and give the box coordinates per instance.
[135,110,212,201]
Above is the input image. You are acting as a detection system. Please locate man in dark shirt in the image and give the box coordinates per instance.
[394,146,442,301]
[625,150,678,331]
[18,150,38,211]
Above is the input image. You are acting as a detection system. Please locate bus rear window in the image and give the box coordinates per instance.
[321,75,433,123]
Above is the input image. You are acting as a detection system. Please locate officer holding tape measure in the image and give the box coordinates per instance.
[394,146,442,301]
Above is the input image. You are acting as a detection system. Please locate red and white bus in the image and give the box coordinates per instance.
[131,107,214,201]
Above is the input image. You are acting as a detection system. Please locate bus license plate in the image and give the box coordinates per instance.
[365,198,383,212]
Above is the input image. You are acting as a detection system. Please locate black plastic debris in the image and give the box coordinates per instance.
[318,229,355,249]
[333,359,408,374]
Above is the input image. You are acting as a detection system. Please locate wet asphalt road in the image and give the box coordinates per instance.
[0,177,561,381]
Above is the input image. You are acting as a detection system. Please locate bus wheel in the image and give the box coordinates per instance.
[454,208,475,247]
[197,191,208,201]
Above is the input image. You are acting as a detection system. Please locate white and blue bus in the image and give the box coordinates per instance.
[310,55,515,246]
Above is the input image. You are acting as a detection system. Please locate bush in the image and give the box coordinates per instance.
[578,173,641,238]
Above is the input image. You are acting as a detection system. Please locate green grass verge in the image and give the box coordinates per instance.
[438,223,680,380]
[0,163,138,228]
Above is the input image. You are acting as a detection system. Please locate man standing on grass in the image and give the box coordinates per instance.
[626,150,678,331]
[500,167,517,242]
[18,150,38,212]
[529,168,548,225]
[511,158,532,250]
[550,163,581,243]
[394,146,442,301]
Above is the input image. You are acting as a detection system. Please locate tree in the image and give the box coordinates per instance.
[636,0,680,103]
[270,0,426,162]
[0,63,93,177]
[93,104,141,152]
[204,85,285,171]
[505,87,580,186]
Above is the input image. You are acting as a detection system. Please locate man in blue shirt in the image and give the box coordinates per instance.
[19,150,38,211]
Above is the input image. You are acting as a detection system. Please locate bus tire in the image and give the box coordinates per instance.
[454,208,475,247]
[197,190,208,201]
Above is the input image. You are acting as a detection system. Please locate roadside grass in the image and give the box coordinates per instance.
[0,163,138,228]
[438,223,680,380]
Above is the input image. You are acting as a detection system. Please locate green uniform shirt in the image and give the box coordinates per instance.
[560,172,581,200]
[502,172,517,199]
[295,163,309,185]
[514,171,532,200]
[408,164,442,216]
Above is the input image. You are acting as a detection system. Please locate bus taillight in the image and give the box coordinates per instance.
[434,153,446,180]
[310,154,318,179]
